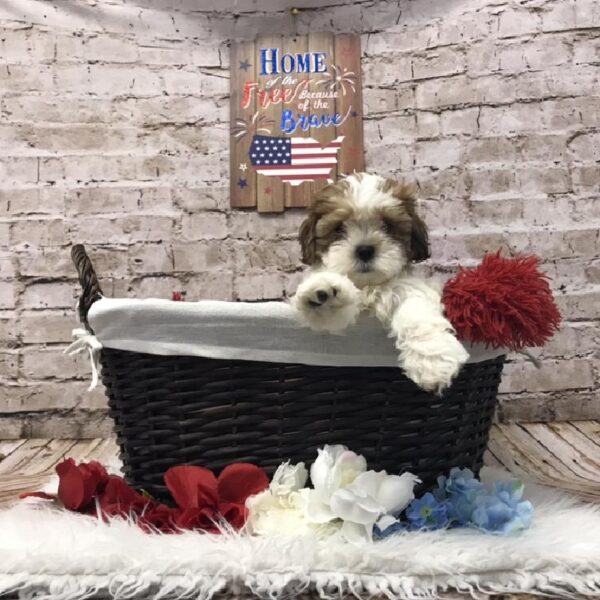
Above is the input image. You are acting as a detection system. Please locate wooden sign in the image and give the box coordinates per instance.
[230,33,364,212]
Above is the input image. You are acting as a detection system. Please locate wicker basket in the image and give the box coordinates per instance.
[72,244,505,500]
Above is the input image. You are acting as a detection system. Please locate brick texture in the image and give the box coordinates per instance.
[1,0,599,437]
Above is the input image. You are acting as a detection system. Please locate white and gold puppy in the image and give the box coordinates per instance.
[292,172,468,394]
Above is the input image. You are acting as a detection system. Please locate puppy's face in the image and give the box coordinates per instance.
[299,173,429,287]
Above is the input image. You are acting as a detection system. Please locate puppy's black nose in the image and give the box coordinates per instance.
[355,245,375,262]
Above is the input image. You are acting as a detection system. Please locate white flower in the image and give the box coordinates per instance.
[245,488,310,536]
[246,447,419,542]
[304,444,367,523]
[330,470,420,540]
[246,461,312,537]
[270,461,308,497]
[376,514,398,531]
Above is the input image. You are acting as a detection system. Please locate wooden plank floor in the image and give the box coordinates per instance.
[1,422,599,505]
[0,438,118,505]
[485,421,600,502]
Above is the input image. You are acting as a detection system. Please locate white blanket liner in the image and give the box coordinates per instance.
[88,297,506,367]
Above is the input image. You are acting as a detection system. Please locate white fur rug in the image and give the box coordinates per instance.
[1,469,599,600]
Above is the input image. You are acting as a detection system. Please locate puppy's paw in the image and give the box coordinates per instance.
[400,332,469,394]
[292,272,360,333]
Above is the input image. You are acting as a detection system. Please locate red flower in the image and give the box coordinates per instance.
[165,465,219,509]
[21,459,110,512]
[175,507,221,533]
[164,463,269,532]
[99,475,153,518]
[219,502,248,530]
[19,491,55,501]
[21,458,269,536]
[218,463,270,504]
[138,504,181,534]
[56,458,109,513]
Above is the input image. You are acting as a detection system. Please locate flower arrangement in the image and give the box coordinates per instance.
[22,458,269,534]
[376,467,533,537]
[22,446,532,540]
[247,445,419,540]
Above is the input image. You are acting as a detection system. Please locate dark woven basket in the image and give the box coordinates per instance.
[72,244,505,500]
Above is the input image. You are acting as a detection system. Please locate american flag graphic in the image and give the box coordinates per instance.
[249,134,345,186]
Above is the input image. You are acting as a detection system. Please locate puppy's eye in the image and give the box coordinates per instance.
[334,223,346,236]
[382,219,395,234]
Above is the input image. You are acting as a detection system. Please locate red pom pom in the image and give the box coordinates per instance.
[442,252,561,350]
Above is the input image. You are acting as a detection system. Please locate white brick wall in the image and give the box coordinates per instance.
[0,0,599,437]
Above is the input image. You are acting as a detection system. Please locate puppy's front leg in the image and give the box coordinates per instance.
[292,272,360,334]
[388,286,469,394]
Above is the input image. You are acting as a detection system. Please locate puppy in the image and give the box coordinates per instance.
[291,173,469,394]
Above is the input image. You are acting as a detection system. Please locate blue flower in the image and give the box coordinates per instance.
[493,479,525,504]
[405,492,450,530]
[373,519,408,539]
[432,468,485,525]
[470,479,533,535]
[403,468,534,537]
[443,467,485,498]
[432,475,448,501]
[445,493,477,526]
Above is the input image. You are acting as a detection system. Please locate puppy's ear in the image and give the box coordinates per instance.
[300,178,350,264]
[299,212,319,265]
[410,211,430,263]
[384,179,430,263]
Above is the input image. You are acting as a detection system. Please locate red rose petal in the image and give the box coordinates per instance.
[55,457,76,476]
[19,491,56,501]
[138,504,181,534]
[84,461,109,491]
[56,458,87,511]
[99,475,151,518]
[219,501,248,530]
[164,465,219,509]
[81,462,109,509]
[175,507,220,533]
[54,459,111,513]
[217,463,269,504]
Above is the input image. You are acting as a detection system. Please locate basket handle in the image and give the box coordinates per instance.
[71,244,103,330]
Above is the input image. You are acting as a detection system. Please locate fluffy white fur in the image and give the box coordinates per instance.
[1,469,599,599]
[292,173,468,393]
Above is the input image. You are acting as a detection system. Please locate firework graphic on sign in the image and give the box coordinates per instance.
[231,111,275,142]
[249,134,344,186]
[316,64,357,96]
